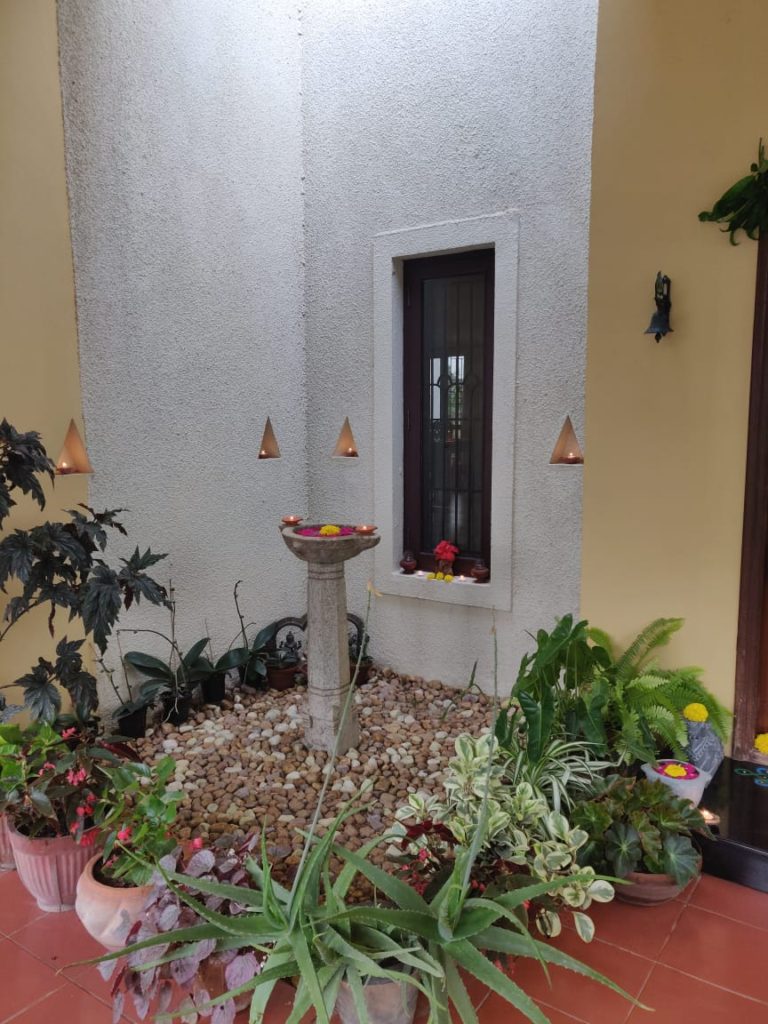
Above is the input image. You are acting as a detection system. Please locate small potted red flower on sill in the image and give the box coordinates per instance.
[433,539,459,578]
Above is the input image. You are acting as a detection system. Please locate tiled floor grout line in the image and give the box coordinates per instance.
[686,899,768,933]
[650,961,768,1007]
[0,976,70,1024]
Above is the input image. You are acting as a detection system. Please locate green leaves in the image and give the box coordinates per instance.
[604,823,642,878]
[0,420,54,528]
[661,834,701,886]
[699,141,768,243]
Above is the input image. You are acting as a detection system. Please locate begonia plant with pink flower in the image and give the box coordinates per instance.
[0,720,127,838]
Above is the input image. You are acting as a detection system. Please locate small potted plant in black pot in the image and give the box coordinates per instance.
[123,638,209,727]
[194,644,250,705]
[348,630,374,686]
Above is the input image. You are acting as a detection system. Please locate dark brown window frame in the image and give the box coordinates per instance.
[402,248,495,576]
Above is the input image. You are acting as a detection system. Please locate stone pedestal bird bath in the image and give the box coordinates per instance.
[280,524,380,754]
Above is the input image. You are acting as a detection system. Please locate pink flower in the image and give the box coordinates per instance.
[79,832,95,847]
[117,826,132,842]
[190,837,204,851]
[38,762,56,776]
[61,727,77,740]
[417,848,429,862]
[66,767,88,786]
[76,806,86,817]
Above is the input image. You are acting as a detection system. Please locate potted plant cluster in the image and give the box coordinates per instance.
[572,775,709,905]
[0,721,130,910]
[92,617,638,1024]
[75,755,181,949]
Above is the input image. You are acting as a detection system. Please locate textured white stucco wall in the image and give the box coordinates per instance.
[59,0,597,699]
[301,0,598,690]
[57,0,308,709]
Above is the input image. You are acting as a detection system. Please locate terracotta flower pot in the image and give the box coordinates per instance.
[75,855,153,950]
[616,870,693,906]
[0,814,15,871]
[336,975,418,1024]
[8,820,99,912]
[266,665,299,691]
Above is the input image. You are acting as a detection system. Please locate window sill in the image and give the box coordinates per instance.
[379,570,511,610]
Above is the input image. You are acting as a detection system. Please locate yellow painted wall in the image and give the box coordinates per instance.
[582,0,768,712]
[0,0,87,710]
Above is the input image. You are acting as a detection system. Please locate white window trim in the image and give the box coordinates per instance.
[372,210,519,611]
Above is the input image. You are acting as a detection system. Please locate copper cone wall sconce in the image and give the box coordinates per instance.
[55,419,93,475]
[550,416,584,465]
[258,417,281,460]
[332,417,359,458]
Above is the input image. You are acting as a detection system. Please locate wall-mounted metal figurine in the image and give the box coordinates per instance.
[645,272,673,342]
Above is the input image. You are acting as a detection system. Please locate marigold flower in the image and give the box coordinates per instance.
[663,764,688,778]
[435,572,445,581]
[426,572,436,580]
[319,524,341,536]
[755,733,768,755]
[444,574,454,583]
[683,703,709,723]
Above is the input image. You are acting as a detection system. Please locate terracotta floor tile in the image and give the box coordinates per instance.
[508,929,652,1024]
[626,964,768,1024]
[690,874,768,931]
[0,938,65,1023]
[581,897,686,960]
[12,908,104,976]
[659,905,767,1002]
[8,980,128,1023]
[0,871,46,937]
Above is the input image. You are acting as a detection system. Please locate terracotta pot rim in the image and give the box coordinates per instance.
[7,817,96,847]
[80,853,152,894]
[622,870,677,885]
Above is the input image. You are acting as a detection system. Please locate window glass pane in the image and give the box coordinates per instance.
[420,272,485,556]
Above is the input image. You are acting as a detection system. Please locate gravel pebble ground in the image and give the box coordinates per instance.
[137,668,492,893]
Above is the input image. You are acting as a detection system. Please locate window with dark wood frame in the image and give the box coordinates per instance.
[403,249,494,576]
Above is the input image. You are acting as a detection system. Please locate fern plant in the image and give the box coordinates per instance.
[510,615,731,768]
[600,620,731,765]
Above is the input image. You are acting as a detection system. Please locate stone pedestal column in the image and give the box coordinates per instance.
[305,561,359,752]
[280,524,380,755]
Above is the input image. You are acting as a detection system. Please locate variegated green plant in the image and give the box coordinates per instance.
[395,733,614,941]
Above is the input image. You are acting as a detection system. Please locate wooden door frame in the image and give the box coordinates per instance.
[734,232,768,761]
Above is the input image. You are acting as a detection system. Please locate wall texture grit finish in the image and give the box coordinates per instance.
[0,0,88,711]
[57,0,308,709]
[582,0,768,710]
[301,0,598,688]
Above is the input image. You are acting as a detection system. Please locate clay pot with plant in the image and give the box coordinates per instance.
[265,646,302,691]
[75,756,181,949]
[0,722,127,911]
[572,775,709,906]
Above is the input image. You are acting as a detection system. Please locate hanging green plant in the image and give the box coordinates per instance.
[699,140,768,244]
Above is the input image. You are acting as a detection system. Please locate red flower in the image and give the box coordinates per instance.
[117,826,132,842]
[76,806,86,817]
[79,832,95,847]
[61,727,78,740]
[190,837,204,851]
[66,767,87,786]
[433,540,459,563]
